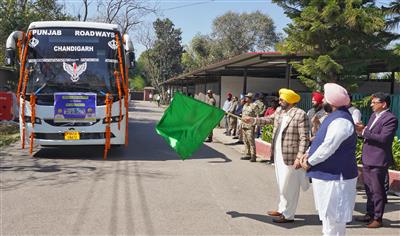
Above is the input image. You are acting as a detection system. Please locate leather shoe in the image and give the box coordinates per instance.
[367,219,382,228]
[240,156,251,160]
[272,215,294,223]
[250,158,256,162]
[355,214,372,222]
[267,210,282,217]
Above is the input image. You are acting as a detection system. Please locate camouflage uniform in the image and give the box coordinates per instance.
[254,99,266,117]
[242,102,257,160]
[253,99,266,138]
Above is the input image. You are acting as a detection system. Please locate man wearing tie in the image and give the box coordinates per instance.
[355,92,398,228]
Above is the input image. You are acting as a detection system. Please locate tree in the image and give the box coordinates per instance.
[273,0,400,91]
[181,34,214,72]
[182,11,281,72]
[211,11,280,58]
[128,56,150,91]
[0,0,71,67]
[383,1,400,31]
[94,0,157,35]
[149,18,183,98]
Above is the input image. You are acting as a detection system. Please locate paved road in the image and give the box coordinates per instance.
[1,101,399,235]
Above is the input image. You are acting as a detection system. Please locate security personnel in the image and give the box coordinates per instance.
[205,89,216,142]
[241,92,257,162]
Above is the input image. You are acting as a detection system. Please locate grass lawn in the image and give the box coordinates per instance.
[0,122,20,148]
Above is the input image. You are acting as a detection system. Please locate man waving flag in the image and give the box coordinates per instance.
[156,92,225,160]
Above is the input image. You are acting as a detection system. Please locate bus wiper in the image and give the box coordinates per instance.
[34,82,48,95]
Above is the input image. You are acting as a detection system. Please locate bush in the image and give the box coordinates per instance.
[261,124,273,143]
[356,136,400,171]
[0,123,20,147]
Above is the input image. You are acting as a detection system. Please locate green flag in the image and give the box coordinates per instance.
[156,92,225,160]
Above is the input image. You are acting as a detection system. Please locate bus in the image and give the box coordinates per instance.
[5,21,135,158]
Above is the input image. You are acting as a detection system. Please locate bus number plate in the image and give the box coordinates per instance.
[64,131,80,140]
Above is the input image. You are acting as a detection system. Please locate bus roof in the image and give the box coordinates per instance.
[28,21,119,31]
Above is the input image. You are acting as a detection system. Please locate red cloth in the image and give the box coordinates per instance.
[312,91,324,104]
[264,107,276,117]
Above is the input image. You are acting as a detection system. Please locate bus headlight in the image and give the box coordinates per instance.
[24,116,42,124]
[103,115,124,124]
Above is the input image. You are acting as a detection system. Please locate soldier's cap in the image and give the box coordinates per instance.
[207,89,213,94]
[245,92,253,98]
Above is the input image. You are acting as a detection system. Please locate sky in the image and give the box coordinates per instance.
[141,0,292,56]
[61,0,292,56]
[61,0,397,57]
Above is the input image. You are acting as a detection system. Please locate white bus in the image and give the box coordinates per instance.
[5,21,134,157]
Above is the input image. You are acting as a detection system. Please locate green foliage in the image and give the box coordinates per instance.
[382,1,400,31]
[0,123,20,147]
[392,136,400,171]
[181,34,214,72]
[356,136,400,171]
[261,124,273,143]
[182,11,281,72]
[129,75,145,91]
[152,18,183,81]
[352,95,371,110]
[355,138,363,165]
[274,0,400,91]
[212,11,280,57]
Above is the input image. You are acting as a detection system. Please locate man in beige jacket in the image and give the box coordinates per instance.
[243,88,310,223]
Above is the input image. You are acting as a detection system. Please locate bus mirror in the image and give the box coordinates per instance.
[5,49,15,66]
[126,51,135,69]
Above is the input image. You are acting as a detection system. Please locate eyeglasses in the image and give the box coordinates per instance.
[371,101,383,104]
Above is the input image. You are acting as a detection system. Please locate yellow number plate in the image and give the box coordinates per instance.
[64,131,80,140]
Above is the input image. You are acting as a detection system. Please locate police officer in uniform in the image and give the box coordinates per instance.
[240,92,257,162]
[205,89,216,142]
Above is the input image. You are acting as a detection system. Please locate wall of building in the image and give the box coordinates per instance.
[194,81,220,106]
[357,80,400,94]
[220,76,309,106]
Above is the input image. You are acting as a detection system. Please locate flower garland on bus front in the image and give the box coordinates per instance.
[113,70,122,130]
[29,94,36,154]
[103,93,113,159]
[17,31,31,106]
[115,33,129,146]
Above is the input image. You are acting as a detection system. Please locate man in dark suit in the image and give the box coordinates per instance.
[355,92,398,228]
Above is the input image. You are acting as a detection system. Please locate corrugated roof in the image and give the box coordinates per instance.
[162,52,399,85]
[163,52,304,85]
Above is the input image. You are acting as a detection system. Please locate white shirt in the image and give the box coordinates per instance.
[347,106,361,124]
[308,118,354,166]
[222,100,232,112]
[369,109,388,130]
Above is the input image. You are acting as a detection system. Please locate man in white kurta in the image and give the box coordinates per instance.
[274,110,309,221]
[301,83,358,236]
[243,88,310,223]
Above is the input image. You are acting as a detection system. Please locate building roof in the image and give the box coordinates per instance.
[163,52,399,85]
[28,21,119,31]
[163,52,300,85]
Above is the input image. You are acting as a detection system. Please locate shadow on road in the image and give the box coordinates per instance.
[226,211,320,229]
[31,111,230,162]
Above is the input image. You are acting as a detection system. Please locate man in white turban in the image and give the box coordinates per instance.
[300,83,358,236]
[243,88,310,223]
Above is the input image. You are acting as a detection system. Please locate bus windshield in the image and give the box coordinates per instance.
[25,27,122,96]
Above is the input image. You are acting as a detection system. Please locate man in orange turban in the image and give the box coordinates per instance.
[242,88,310,223]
